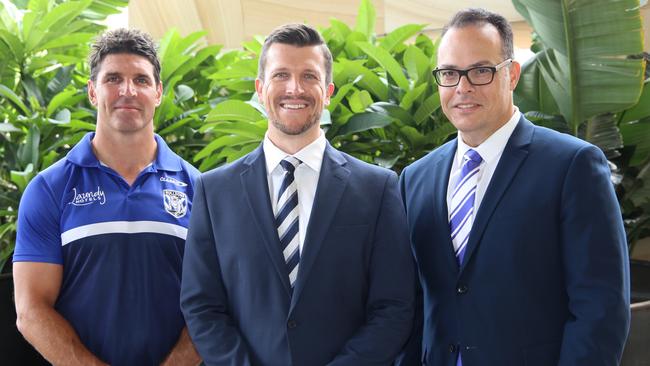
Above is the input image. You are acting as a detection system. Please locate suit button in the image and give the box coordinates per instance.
[287,320,297,329]
[457,284,468,294]
[449,344,458,353]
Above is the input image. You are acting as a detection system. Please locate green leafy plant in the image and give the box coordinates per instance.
[153,28,223,163]
[512,0,649,251]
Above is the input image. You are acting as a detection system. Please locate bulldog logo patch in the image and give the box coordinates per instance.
[163,189,188,218]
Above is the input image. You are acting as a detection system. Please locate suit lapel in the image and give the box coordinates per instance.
[240,145,292,296]
[461,117,534,271]
[430,140,461,273]
[290,144,350,310]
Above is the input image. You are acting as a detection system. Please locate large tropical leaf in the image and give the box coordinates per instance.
[620,117,650,167]
[0,84,29,114]
[403,45,431,84]
[83,0,129,19]
[356,41,410,91]
[0,1,20,34]
[205,100,263,123]
[579,113,622,158]
[347,90,374,113]
[512,0,645,133]
[379,24,426,53]
[620,80,650,124]
[514,50,559,115]
[337,112,394,136]
[159,29,207,83]
[334,59,388,100]
[328,82,357,113]
[354,0,375,39]
[414,93,441,125]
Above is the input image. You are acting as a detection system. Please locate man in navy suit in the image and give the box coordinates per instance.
[180,24,414,366]
[398,8,630,366]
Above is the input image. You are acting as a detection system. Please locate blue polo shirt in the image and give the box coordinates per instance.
[14,132,200,365]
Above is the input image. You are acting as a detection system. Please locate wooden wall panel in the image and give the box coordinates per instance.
[240,0,384,38]
[383,0,524,32]
[129,0,202,41]
[127,0,648,53]
[193,0,244,48]
[129,0,245,48]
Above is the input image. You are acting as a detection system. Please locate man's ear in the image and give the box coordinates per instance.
[87,80,97,106]
[255,78,264,105]
[324,83,335,106]
[155,81,163,107]
[509,60,521,90]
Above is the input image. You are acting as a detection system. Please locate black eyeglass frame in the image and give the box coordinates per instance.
[432,58,513,87]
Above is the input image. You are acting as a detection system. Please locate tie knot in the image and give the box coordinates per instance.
[280,156,301,173]
[464,149,483,164]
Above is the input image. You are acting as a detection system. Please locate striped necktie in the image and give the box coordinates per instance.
[276,157,302,288]
[449,149,483,266]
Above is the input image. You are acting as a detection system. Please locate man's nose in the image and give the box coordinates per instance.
[455,74,475,94]
[119,80,137,96]
[286,76,304,94]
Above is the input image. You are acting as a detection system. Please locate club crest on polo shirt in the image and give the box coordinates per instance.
[69,187,106,206]
[163,189,188,218]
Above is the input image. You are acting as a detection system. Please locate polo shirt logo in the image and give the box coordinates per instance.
[69,187,106,206]
[160,176,188,187]
[163,189,188,218]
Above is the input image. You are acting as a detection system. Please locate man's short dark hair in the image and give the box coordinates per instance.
[89,28,161,84]
[442,8,514,60]
[258,23,333,85]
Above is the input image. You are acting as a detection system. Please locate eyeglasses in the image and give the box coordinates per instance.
[432,59,513,87]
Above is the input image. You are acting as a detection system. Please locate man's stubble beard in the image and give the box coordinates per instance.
[269,109,322,136]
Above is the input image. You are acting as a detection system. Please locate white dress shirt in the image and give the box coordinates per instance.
[263,131,326,253]
[446,108,521,246]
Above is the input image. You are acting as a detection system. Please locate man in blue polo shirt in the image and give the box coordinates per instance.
[13,28,201,365]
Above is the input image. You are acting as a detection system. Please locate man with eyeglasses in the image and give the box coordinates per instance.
[398,8,629,366]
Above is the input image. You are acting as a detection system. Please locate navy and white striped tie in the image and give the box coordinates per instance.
[276,157,302,288]
[449,149,483,267]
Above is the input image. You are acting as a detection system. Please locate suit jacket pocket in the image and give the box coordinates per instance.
[522,341,560,366]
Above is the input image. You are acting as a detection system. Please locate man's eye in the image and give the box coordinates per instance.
[441,70,457,78]
[273,72,289,79]
[475,67,492,75]
[106,76,119,83]
[304,74,317,80]
[135,77,149,84]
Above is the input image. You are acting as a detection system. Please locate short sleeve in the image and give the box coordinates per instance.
[14,174,63,264]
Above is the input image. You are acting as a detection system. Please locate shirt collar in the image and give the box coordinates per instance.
[263,130,327,175]
[456,107,521,166]
[152,134,182,172]
[66,132,182,172]
[65,132,100,167]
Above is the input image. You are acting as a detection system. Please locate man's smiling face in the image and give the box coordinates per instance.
[255,43,334,139]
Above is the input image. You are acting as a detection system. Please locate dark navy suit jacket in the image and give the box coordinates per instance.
[398,117,630,366]
[181,143,415,366]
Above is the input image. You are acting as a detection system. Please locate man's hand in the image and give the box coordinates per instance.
[160,327,201,366]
